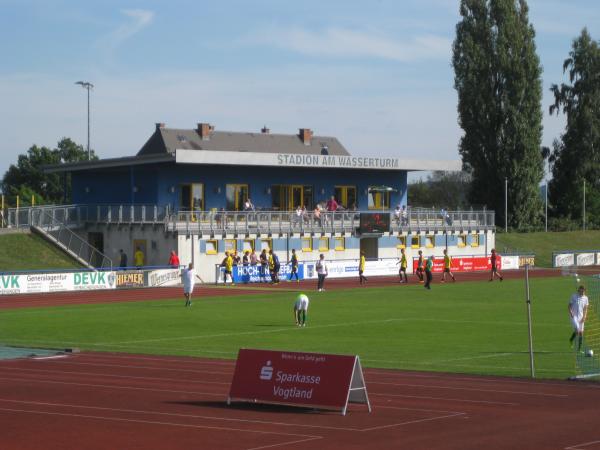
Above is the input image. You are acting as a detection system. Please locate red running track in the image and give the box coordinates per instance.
[1,351,600,449]
[0,267,570,310]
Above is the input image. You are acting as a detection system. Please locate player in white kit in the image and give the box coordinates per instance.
[183,263,195,307]
[294,293,310,327]
[569,285,589,351]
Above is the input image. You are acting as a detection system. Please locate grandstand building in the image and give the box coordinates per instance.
[34,122,494,282]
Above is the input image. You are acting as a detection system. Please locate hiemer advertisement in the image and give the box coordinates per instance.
[228,349,358,410]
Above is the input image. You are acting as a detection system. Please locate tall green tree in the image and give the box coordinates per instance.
[549,29,600,228]
[408,171,472,208]
[1,138,96,205]
[452,0,544,229]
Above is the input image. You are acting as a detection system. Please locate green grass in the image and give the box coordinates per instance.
[0,233,81,271]
[496,230,600,267]
[0,276,592,380]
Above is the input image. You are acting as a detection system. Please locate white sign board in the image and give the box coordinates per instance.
[554,253,575,267]
[147,269,182,287]
[576,253,595,267]
[501,256,519,270]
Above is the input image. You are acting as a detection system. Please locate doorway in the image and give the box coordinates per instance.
[87,232,104,267]
[360,237,379,260]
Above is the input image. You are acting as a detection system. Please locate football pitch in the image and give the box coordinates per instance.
[0,276,585,380]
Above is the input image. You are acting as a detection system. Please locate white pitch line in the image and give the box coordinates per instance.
[369,382,567,398]
[565,440,600,449]
[360,412,466,432]
[369,392,517,406]
[246,436,323,450]
[39,360,233,376]
[0,398,360,432]
[0,365,231,386]
[0,406,322,439]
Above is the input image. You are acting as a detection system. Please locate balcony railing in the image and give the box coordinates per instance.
[6,205,495,235]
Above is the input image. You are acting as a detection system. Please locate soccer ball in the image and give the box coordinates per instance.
[585,349,594,357]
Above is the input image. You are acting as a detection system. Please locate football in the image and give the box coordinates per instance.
[585,349,594,357]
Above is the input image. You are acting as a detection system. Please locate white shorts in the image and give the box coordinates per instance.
[571,317,585,333]
[295,299,309,311]
[184,285,194,295]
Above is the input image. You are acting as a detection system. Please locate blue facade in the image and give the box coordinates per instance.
[72,162,408,211]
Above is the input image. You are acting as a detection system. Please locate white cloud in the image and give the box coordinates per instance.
[248,26,451,62]
[95,9,154,62]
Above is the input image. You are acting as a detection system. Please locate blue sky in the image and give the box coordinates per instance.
[1,0,598,182]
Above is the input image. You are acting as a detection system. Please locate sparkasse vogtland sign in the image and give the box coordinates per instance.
[228,349,371,415]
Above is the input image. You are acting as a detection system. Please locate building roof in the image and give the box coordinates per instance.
[137,124,350,157]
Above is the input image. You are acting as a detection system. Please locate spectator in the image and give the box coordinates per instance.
[168,250,180,268]
[119,249,128,270]
[326,195,339,212]
[134,247,144,268]
[394,205,402,225]
[243,198,255,212]
[313,205,322,226]
[401,205,408,226]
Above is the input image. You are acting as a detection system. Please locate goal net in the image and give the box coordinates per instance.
[570,272,600,380]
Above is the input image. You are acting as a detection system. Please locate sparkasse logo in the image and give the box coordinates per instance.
[260,361,273,381]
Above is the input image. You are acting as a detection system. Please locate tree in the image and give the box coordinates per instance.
[1,138,96,205]
[549,29,600,228]
[452,0,544,230]
[408,171,472,208]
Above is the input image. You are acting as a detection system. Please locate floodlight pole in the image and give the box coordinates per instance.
[524,264,535,378]
[75,81,94,160]
[504,177,508,233]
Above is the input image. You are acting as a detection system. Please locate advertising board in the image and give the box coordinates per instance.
[147,268,182,287]
[217,264,305,284]
[228,349,370,415]
[0,271,117,295]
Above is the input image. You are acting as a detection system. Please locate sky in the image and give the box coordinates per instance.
[1,0,599,183]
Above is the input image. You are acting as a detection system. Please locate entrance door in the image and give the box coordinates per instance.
[87,232,104,267]
[132,239,147,268]
[289,185,303,210]
[360,237,378,260]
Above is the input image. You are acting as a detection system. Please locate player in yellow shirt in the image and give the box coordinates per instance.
[134,247,144,268]
[441,249,456,282]
[359,251,367,285]
[223,251,235,286]
[397,248,408,283]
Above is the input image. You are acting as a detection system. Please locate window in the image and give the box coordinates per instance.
[334,186,357,209]
[470,234,480,247]
[457,234,466,248]
[224,239,237,253]
[226,184,248,211]
[271,185,314,211]
[410,235,421,248]
[260,238,272,251]
[180,183,204,212]
[243,239,254,252]
[396,236,406,249]
[301,237,312,252]
[205,240,218,255]
[368,187,391,210]
[425,235,434,248]
[319,237,329,251]
[334,237,345,251]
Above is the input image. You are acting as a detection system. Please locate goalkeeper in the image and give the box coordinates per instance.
[294,293,310,327]
[569,285,589,351]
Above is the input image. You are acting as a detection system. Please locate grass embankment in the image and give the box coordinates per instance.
[0,277,592,380]
[496,230,600,267]
[0,233,81,271]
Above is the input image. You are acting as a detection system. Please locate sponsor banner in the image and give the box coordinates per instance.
[501,256,519,270]
[115,270,145,288]
[519,255,535,267]
[576,253,595,267]
[304,259,398,280]
[217,264,305,284]
[554,253,575,268]
[72,271,116,291]
[0,274,25,295]
[147,268,182,287]
[228,349,369,413]
[0,271,117,295]
[412,256,494,273]
[597,253,600,265]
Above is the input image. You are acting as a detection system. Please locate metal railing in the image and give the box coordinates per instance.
[31,209,112,269]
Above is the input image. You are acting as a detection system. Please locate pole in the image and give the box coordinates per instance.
[545,159,548,232]
[583,179,586,232]
[504,177,508,233]
[525,264,535,378]
[87,85,91,160]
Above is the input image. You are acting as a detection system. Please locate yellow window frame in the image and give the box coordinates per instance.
[457,234,467,248]
[243,239,255,252]
[470,234,480,247]
[224,239,237,253]
[334,237,345,251]
[301,237,312,252]
[396,236,406,249]
[260,238,272,251]
[410,235,420,248]
[205,239,218,255]
[319,237,329,252]
[425,235,435,248]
